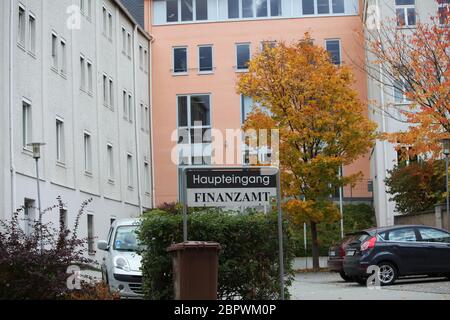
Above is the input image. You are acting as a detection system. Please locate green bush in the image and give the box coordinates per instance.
[291,203,376,257]
[138,209,295,300]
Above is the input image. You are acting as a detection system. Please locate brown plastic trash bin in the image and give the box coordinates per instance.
[167,241,221,300]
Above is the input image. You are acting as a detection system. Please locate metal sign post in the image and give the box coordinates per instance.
[181,166,285,300]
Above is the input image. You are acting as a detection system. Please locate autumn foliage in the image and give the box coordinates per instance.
[238,34,377,269]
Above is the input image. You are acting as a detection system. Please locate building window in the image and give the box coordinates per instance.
[255,0,268,17]
[241,95,254,124]
[438,0,450,25]
[325,39,341,65]
[80,0,85,14]
[102,7,107,34]
[302,0,345,15]
[28,14,36,54]
[196,0,208,20]
[109,78,114,108]
[144,161,150,194]
[144,49,149,72]
[173,47,188,73]
[122,27,127,53]
[302,0,315,15]
[317,0,329,14]
[87,61,93,93]
[261,40,276,51]
[123,90,128,120]
[51,33,58,69]
[270,0,282,16]
[198,45,213,72]
[242,0,254,17]
[18,6,26,46]
[22,100,32,148]
[56,118,65,163]
[108,13,113,40]
[396,0,416,27]
[107,144,114,181]
[394,78,410,103]
[127,33,132,57]
[60,40,67,75]
[181,0,193,21]
[139,45,144,69]
[332,0,345,13]
[84,132,92,174]
[141,104,149,132]
[177,95,212,165]
[80,55,86,89]
[103,74,108,105]
[24,199,36,236]
[167,0,178,22]
[87,214,94,254]
[127,153,134,188]
[86,0,92,18]
[128,93,134,122]
[228,0,239,18]
[236,43,250,71]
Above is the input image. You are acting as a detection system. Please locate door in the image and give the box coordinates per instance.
[417,227,450,273]
[385,227,426,275]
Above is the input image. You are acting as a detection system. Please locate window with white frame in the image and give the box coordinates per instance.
[393,78,411,103]
[24,198,36,236]
[103,74,108,105]
[127,33,132,57]
[107,144,114,181]
[166,0,209,22]
[108,12,113,39]
[87,214,94,254]
[51,33,58,69]
[173,47,188,73]
[56,118,65,163]
[109,78,114,108]
[302,0,345,15]
[123,90,128,120]
[144,161,150,194]
[80,0,85,14]
[198,45,213,72]
[87,61,93,93]
[28,13,36,54]
[80,55,86,90]
[18,5,26,46]
[177,95,212,165]
[236,43,250,71]
[228,0,281,18]
[325,39,341,65]
[139,45,144,69]
[438,0,450,25]
[102,7,107,34]
[60,40,67,74]
[84,132,92,173]
[22,100,32,148]
[144,49,149,72]
[128,93,133,122]
[122,27,127,53]
[127,153,134,187]
[395,0,416,27]
[241,95,254,124]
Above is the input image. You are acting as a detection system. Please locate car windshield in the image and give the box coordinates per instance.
[113,225,140,252]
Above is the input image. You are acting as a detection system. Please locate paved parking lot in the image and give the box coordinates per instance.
[290,272,450,300]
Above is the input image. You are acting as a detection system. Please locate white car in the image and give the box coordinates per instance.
[97,218,143,299]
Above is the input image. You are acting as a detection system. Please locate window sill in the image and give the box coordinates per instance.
[17,43,26,52]
[84,171,93,178]
[87,91,93,97]
[61,72,67,80]
[235,69,249,73]
[108,179,115,185]
[51,66,59,74]
[198,70,214,75]
[22,148,33,157]
[27,51,37,59]
[127,186,134,191]
[172,72,188,76]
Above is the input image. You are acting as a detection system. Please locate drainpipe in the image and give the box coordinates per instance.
[132,25,143,215]
[9,0,16,216]
[149,36,155,209]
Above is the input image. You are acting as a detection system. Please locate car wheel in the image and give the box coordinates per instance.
[377,262,397,286]
[339,271,353,282]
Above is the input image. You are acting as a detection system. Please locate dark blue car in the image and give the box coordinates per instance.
[343,225,450,286]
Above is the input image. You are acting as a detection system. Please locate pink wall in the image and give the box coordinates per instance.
[145,1,371,205]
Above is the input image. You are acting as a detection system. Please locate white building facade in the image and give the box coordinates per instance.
[0,0,153,261]
[363,0,448,226]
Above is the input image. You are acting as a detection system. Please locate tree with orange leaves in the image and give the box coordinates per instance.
[237,34,377,270]
[365,0,450,156]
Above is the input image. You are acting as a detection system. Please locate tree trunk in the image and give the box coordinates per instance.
[310,221,320,271]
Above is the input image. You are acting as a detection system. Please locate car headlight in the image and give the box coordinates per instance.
[114,256,130,272]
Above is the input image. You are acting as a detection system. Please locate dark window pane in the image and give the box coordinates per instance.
[256,0,268,17]
[395,0,414,5]
[236,44,250,70]
[199,46,213,71]
[270,0,281,16]
[302,0,314,15]
[181,0,193,21]
[190,128,212,143]
[317,0,330,14]
[242,0,254,18]
[332,0,345,13]
[191,95,210,126]
[407,7,416,25]
[228,0,239,18]
[166,0,178,22]
[174,48,187,73]
[196,0,208,20]
[326,40,340,65]
[388,228,417,242]
[396,8,406,26]
[178,96,188,127]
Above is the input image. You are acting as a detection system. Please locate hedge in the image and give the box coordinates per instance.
[137,209,295,300]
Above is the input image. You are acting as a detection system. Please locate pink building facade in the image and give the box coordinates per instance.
[144,0,372,205]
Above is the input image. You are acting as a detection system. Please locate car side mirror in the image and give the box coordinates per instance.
[97,240,109,251]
